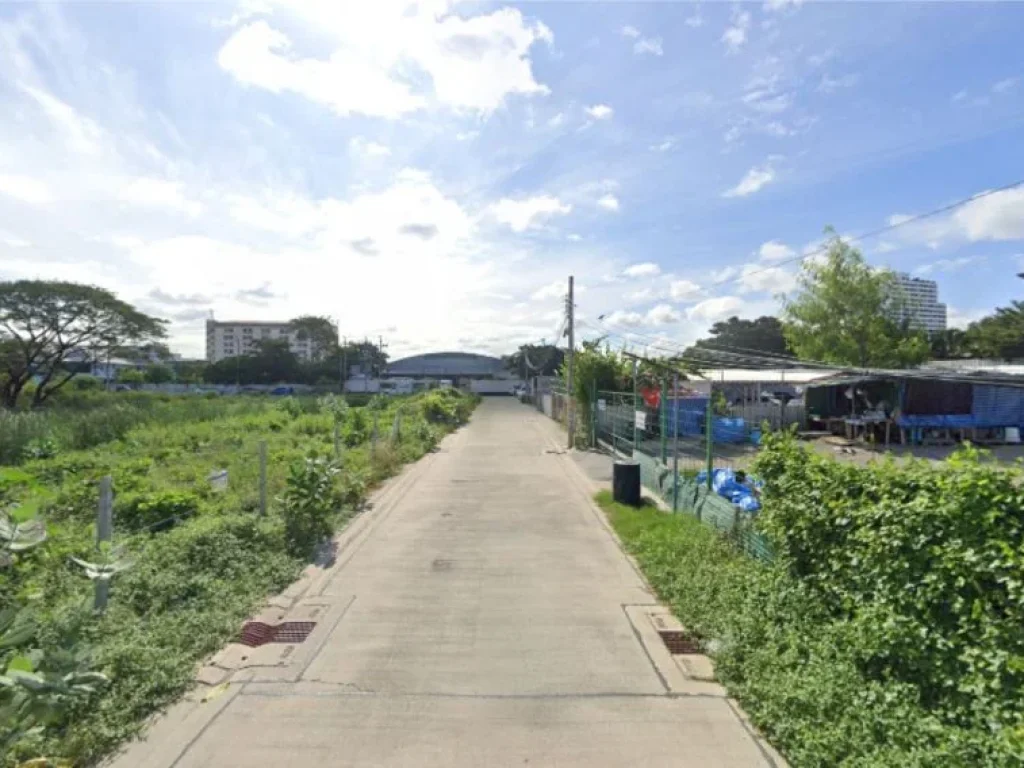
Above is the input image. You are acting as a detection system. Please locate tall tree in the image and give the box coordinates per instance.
[964,301,1024,360]
[781,234,930,368]
[203,338,302,385]
[0,281,166,408]
[144,363,174,384]
[503,344,565,377]
[928,328,972,360]
[686,316,791,360]
[288,316,338,362]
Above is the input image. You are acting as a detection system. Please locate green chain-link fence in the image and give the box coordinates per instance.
[591,379,774,562]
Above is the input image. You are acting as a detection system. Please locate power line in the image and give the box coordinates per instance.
[707,177,1024,296]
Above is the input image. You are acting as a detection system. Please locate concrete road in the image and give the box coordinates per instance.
[111,399,779,768]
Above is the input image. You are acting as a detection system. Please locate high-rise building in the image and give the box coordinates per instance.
[205,319,335,363]
[893,273,947,333]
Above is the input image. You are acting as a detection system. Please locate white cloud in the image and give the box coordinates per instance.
[0,174,52,204]
[818,73,860,94]
[912,256,980,275]
[491,195,572,232]
[722,165,775,198]
[721,10,751,53]
[633,37,663,56]
[764,0,805,11]
[0,231,31,248]
[737,263,798,295]
[548,112,566,128]
[688,296,744,322]
[709,266,739,283]
[350,137,391,157]
[758,240,796,262]
[743,89,792,114]
[19,84,104,156]
[585,104,614,120]
[645,304,681,325]
[531,279,566,301]
[620,25,641,38]
[597,193,620,212]
[625,287,654,302]
[948,307,988,330]
[888,187,1024,247]
[685,13,704,28]
[669,279,701,301]
[650,138,675,152]
[603,309,644,327]
[567,233,583,242]
[992,77,1018,94]
[119,178,202,216]
[217,5,552,118]
[623,262,661,278]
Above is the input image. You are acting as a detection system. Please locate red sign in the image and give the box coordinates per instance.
[640,386,661,408]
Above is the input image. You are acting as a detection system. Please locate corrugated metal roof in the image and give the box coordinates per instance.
[692,368,835,384]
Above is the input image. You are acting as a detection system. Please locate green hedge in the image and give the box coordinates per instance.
[599,465,1023,767]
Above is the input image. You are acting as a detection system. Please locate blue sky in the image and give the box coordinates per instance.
[1,1,1022,359]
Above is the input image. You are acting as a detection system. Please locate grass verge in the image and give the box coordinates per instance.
[596,490,1020,768]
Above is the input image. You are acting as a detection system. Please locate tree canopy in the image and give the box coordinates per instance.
[203,338,301,385]
[781,234,930,368]
[962,301,1024,360]
[0,280,166,407]
[503,344,565,377]
[288,315,338,361]
[687,316,791,360]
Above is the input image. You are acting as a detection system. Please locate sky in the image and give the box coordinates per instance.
[1,0,1023,361]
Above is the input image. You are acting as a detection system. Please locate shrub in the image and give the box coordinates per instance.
[279,456,339,556]
[598,490,1022,767]
[114,491,201,533]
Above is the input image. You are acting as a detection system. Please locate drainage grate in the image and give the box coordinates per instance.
[239,621,317,648]
[658,630,702,655]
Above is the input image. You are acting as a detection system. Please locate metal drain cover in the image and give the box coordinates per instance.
[658,630,702,655]
[239,621,316,647]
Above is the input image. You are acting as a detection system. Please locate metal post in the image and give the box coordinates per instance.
[258,441,267,516]
[672,373,680,512]
[660,377,668,464]
[566,275,575,450]
[95,476,113,611]
[631,359,639,457]
[705,388,714,490]
[591,379,598,449]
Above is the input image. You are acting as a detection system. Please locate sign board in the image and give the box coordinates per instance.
[634,411,646,430]
[597,399,607,411]
[208,469,229,493]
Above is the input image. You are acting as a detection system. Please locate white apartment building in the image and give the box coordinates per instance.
[205,320,332,363]
[893,273,947,333]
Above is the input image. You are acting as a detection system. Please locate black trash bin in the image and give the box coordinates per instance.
[612,461,641,506]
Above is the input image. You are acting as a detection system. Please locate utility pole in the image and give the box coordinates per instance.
[566,275,575,450]
[340,336,347,393]
[378,335,388,378]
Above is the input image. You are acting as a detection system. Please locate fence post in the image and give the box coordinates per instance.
[258,441,267,516]
[631,360,639,459]
[372,412,379,457]
[660,378,668,464]
[705,392,714,490]
[672,373,679,513]
[333,422,341,461]
[591,380,597,449]
[391,410,401,443]
[95,476,113,611]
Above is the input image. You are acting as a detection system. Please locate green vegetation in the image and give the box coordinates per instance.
[686,315,791,357]
[0,392,273,466]
[0,388,477,766]
[0,280,166,408]
[598,431,1024,767]
[782,231,931,368]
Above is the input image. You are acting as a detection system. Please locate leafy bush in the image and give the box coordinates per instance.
[114,490,201,532]
[753,433,1024,733]
[598,489,1022,767]
[279,456,339,556]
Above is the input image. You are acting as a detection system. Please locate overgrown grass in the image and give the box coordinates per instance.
[1,389,478,766]
[0,392,276,465]
[597,490,1022,768]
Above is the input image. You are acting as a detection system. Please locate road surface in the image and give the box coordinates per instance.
[111,398,779,768]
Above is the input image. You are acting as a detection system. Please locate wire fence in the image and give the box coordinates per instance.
[584,381,786,561]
